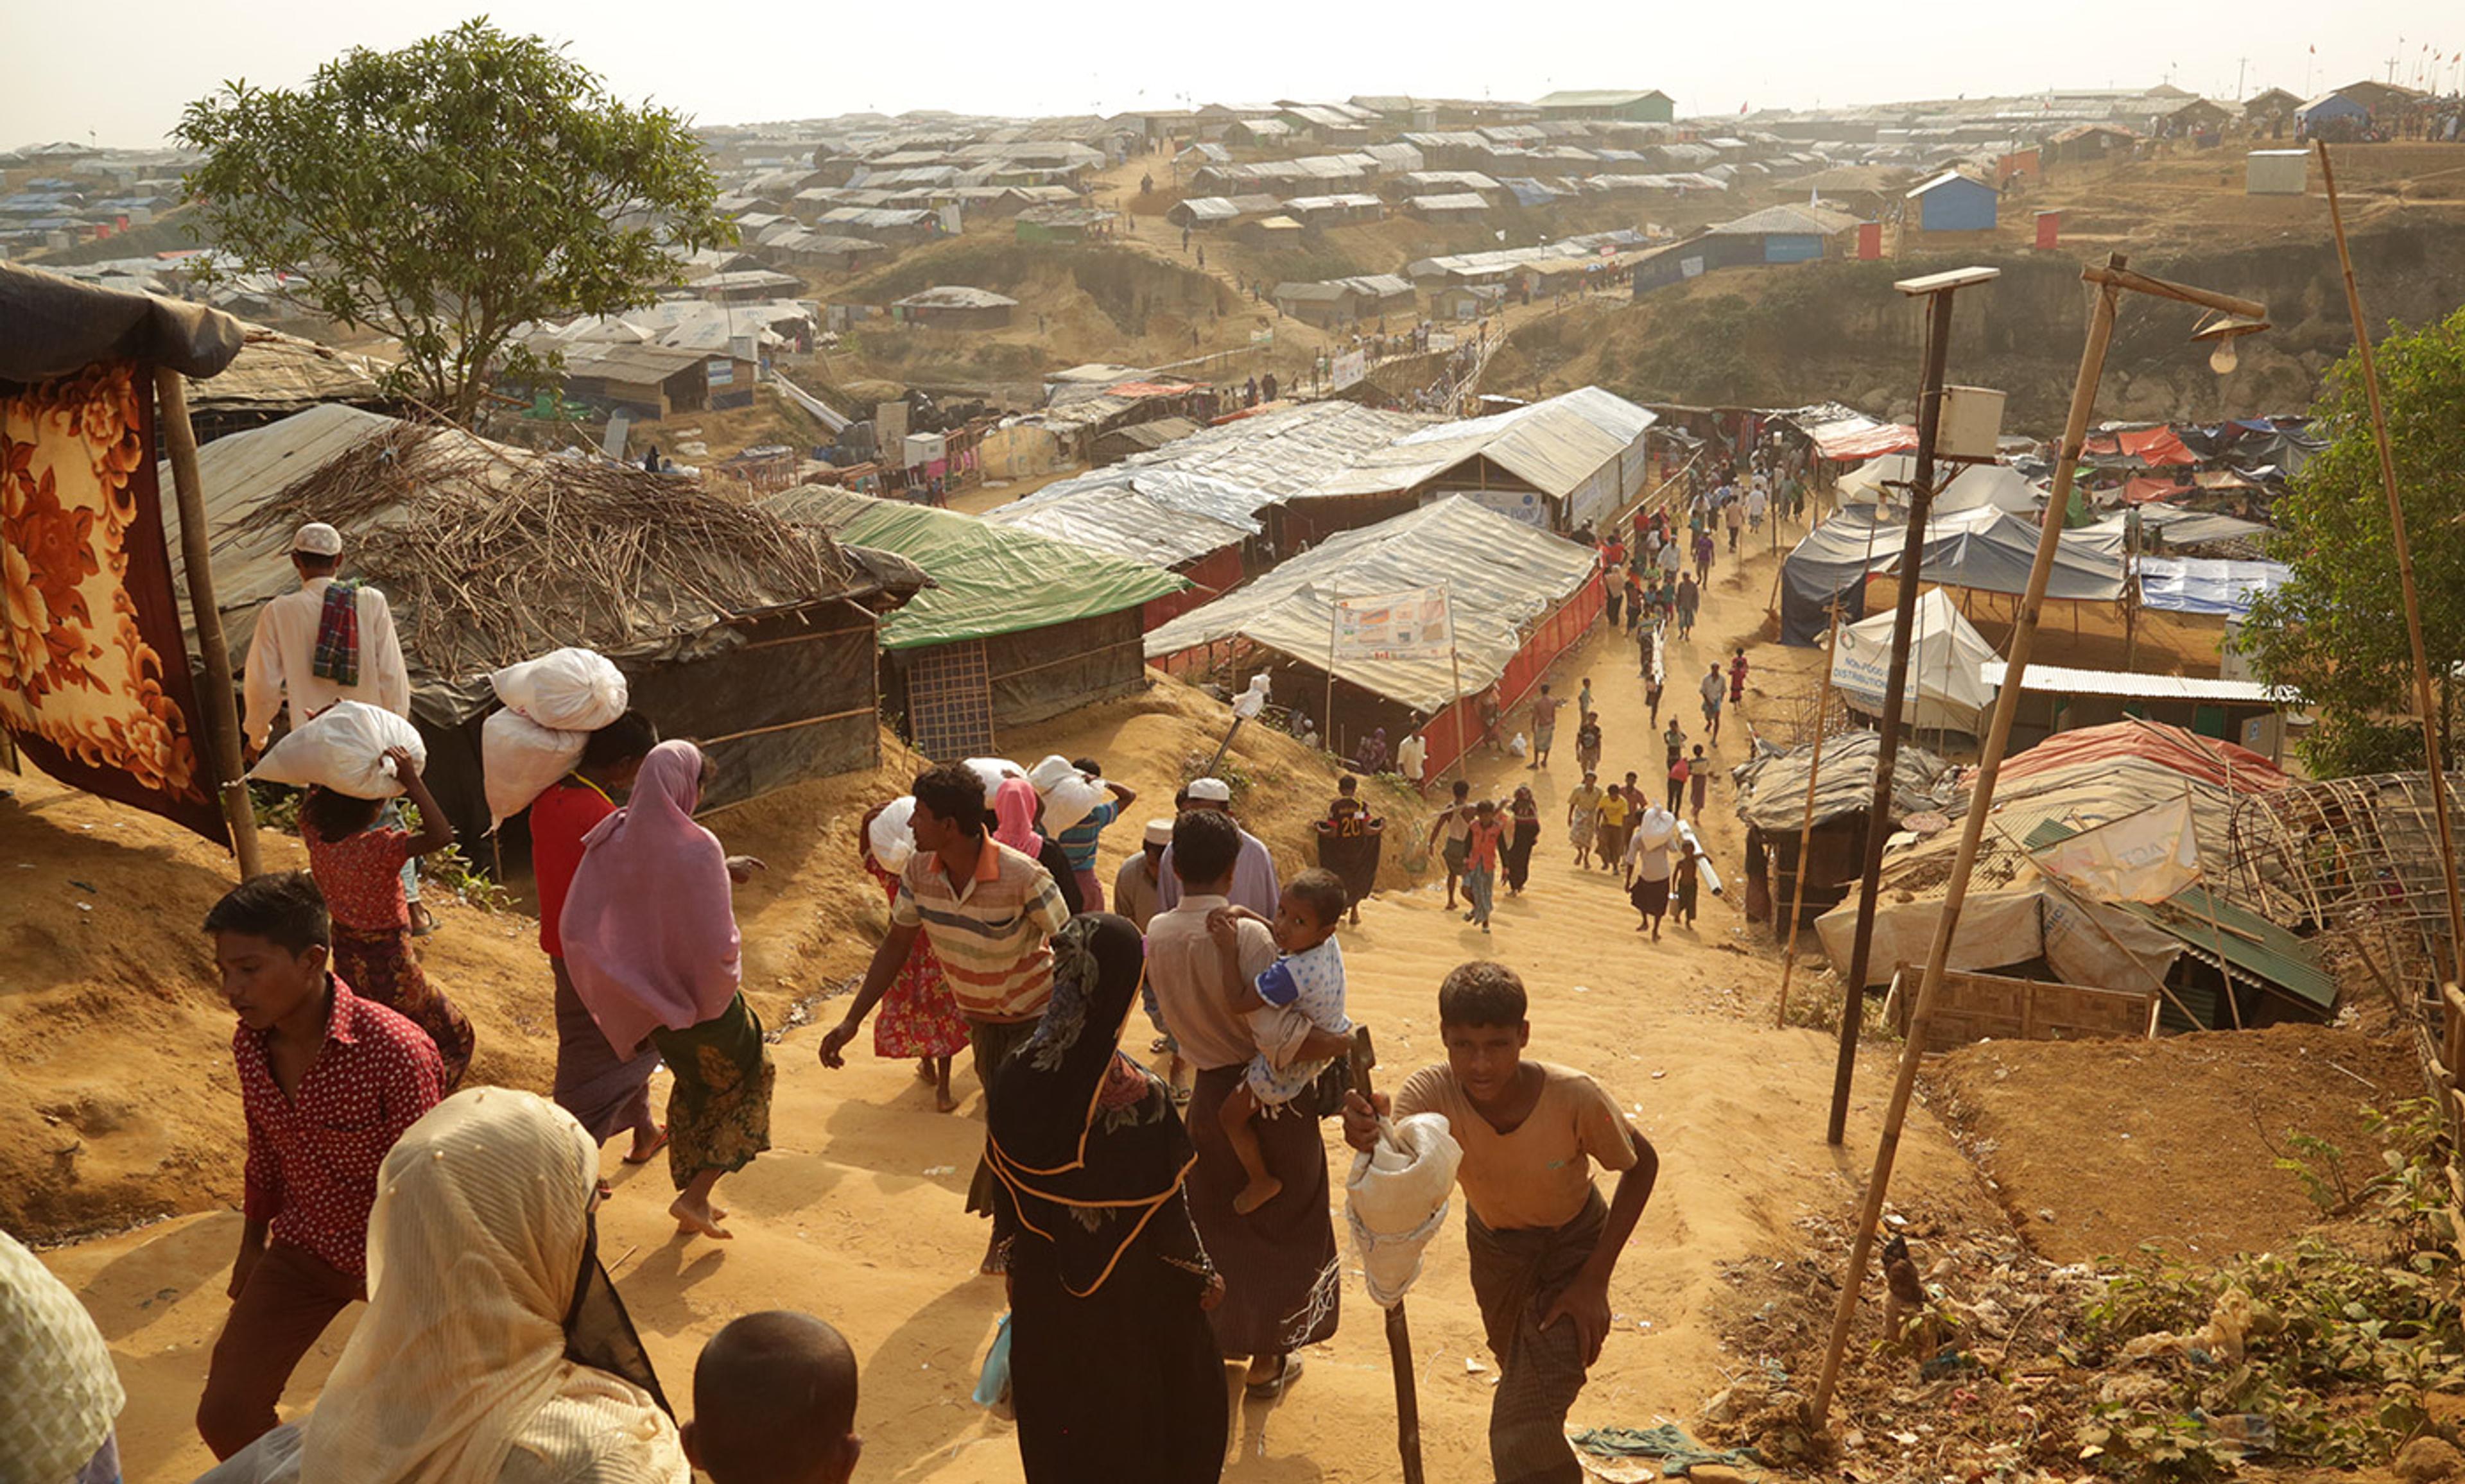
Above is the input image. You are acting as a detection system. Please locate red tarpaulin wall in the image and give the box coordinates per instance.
[1141,544,1243,631]
[1413,572,1604,783]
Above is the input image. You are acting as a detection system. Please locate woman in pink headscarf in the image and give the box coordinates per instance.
[561,739,770,1241]
[994,775,1086,916]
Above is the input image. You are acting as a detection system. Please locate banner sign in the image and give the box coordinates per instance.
[1333,586,1452,662]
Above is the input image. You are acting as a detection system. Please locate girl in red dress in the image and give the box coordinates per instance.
[857,802,971,1111]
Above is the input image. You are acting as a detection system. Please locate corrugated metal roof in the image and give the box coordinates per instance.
[1980,663,2290,703]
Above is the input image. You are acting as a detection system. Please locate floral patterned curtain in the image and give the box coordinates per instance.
[3,359,227,845]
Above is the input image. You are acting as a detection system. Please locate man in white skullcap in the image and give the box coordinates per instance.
[1154,777,1280,918]
[241,521,424,929]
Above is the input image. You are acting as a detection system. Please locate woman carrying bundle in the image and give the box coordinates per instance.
[298,747,475,1087]
[563,741,771,1240]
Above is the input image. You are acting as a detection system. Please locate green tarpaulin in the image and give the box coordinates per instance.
[763,487,1184,650]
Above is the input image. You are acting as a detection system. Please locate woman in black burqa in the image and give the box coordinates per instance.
[987,913,1229,1482]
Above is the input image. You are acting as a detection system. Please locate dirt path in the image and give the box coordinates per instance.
[35,499,1996,1484]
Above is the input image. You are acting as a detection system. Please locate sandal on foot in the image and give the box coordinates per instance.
[621,1128,671,1165]
[1245,1355,1304,1400]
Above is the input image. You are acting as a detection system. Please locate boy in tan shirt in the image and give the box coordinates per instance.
[1344,962,1660,1484]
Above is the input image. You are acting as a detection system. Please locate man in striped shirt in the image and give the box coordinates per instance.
[820,761,1070,1272]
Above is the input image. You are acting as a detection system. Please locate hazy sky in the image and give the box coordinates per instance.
[7,0,2458,150]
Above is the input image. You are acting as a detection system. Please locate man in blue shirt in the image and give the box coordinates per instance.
[1051,757,1138,911]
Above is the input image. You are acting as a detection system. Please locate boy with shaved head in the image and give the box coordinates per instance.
[686,1311,863,1484]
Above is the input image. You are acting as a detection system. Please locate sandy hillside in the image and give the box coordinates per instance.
[18,509,2366,1484]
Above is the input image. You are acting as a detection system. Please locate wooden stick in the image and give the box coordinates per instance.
[155,367,262,879]
[2317,140,2465,989]
[1811,252,2132,1429]
[1346,1026,1426,1484]
[1775,604,1845,1028]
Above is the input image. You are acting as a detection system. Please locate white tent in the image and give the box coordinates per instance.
[1829,586,1998,734]
[1835,453,2042,515]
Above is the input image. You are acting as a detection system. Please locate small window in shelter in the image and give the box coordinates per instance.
[906,641,995,761]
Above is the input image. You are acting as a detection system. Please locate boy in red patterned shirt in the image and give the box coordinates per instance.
[195,872,444,1460]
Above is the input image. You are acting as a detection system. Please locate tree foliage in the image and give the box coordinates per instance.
[2240,305,2465,777]
[177,19,730,421]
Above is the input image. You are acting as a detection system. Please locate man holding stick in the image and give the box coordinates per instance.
[1343,962,1659,1484]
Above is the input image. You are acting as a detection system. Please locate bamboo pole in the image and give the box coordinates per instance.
[2316,141,2465,987]
[1774,604,1845,1028]
[1810,252,2131,1429]
[156,367,263,879]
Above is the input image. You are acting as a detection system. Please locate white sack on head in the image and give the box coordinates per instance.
[1026,755,1080,792]
[1345,1110,1463,1309]
[248,701,425,798]
[481,709,587,828]
[869,795,919,873]
[489,648,628,733]
[964,757,1025,807]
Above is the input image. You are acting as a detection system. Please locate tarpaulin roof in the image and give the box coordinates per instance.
[2136,556,2290,617]
[763,487,1183,650]
[2086,425,2196,466]
[2026,818,2334,1017]
[1777,402,1916,461]
[1830,587,2000,732]
[1731,730,1960,831]
[1835,454,2043,515]
[1981,662,2290,705]
[1,259,243,383]
[1306,386,1654,502]
[1143,496,1598,712]
[2072,508,2273,554]
[1035,401,1435,515]
[983,480,1252,570]
[1778,506,2125,645]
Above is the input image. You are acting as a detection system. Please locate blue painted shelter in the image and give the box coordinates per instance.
[2297,91,2369,127]
[1907,171,1998,233]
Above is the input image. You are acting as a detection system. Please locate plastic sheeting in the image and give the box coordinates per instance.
[763,487,1183,650]
[1730,730,1959,831]
[2136,556,2290,617]
[982,481,1253,571]
[1814,879,2182,990]
[1306,386,1654,530]
[1834,454,2044,515]
[1829,588,2000,733]
[1143,496,1599,712]
[1778,507,2125,646]
[1000,467,1268,549]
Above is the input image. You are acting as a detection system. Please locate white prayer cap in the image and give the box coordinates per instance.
[1186,777,1232,804]
[292,522,344,556]
[1143,818,1175,846]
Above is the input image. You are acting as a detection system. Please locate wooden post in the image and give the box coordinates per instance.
[1325,585,1342,759]
[1829,275,1973,1146]
[1446,585,1469,784]
[2317,141,2465,984]
[155,367,262,879]
[1810,251,2265,1430]
[1775,605,1845,1028]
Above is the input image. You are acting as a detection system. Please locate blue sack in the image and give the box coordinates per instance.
[973,1311,1014,1408]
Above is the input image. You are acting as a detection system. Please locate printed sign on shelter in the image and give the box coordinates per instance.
[1331,350,1367,391]
[1333,586,1452,662]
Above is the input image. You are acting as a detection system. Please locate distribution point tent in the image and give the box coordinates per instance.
[1829,587,2000,734]
[763,487,1184,757]
[1143,496,1601,777]
[1778,506,2125,646]
[1833,454,2044,515]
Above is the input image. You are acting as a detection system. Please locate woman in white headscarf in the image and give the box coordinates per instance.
[196,1087,686,1483]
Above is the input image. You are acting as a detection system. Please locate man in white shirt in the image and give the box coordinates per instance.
[241,522,411,749]
[241,521,423,927]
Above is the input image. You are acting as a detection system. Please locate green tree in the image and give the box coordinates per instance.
[177,19,730,422]
[2241,306,2465,776]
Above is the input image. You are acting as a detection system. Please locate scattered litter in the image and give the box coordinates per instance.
[1652,1069,1667,1080]
[922,1165,956,1177]
[1466,1357,1488,1374]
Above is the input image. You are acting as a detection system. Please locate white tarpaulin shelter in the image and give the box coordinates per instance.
[1829,587,1999,734]
[1143,496,1596,711]
[982,479,1255,570]
[1835,454,2044,515]
[1305,386,1655,531]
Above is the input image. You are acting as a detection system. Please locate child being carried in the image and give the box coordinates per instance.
[1208,868,1353,1215]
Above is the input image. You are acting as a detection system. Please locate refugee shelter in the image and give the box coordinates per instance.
[1704,203,1864,263]
[1905,171,1998,232]
[1304,385,1656,537]
[168,404,924,841]
[762,487,1182,759]
[1143,496,1600,777]
[1733,731,1962,929]
[891,286,1018,329]
[1779,505,2125,646]
[982,475,1252,630]
[1828,587,1998,736]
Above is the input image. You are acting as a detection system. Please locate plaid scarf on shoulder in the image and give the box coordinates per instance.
[311,578,365,687]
